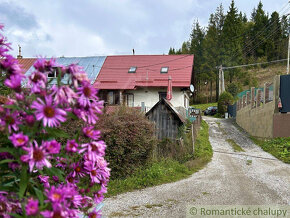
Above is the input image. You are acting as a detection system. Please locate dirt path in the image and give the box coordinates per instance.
[102,116,290,217]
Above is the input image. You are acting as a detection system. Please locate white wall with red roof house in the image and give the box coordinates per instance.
[127,87,189,112]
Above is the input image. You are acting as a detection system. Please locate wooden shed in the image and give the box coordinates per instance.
[146,98,185,139]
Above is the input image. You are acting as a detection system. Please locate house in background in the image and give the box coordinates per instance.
[94,55,194,115]
[18,54,194,116]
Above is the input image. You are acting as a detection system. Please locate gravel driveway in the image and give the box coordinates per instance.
[102,116,290,217]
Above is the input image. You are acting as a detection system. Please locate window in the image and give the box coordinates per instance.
[128,66,137,73]
[160,67,169,74]
[159,92,167,100]
[124,94,134,107]
[47,67,59,78]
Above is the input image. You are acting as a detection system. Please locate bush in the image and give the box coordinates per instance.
[218,91,234,115]
[97,106,155,179]
[226,83,239,97]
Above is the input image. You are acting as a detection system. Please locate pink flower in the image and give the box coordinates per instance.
[28,71,47,93]
[84,161,100,183]
[25,114,35,127]
[43,140,61,154]
[33,58,56,73]
[25,198,39,216]
[46,186,64,203]
[88,208,102,218]
[31,95,66,127]
[9,132,29,147]
[70,162,85,178]
[51,85,77,105]
[4,74,24,92]
[80,141,106,161]
[21,141,52,172]
[38,175,50,188]
[1,110,20,133]
[65,140,78,152]
[77,81,98,107]
[83,126,100,140]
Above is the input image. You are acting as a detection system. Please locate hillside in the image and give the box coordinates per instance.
[195,62,288,104]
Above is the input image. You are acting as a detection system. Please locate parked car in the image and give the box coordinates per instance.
[204,106,218,116]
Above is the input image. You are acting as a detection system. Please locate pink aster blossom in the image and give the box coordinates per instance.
[33,58,56,73]
[1,110,20,133]
[51,85,77,105]
[84,160,101,183]
[31,95,66,127]
[80,141,106,161]
[46,186,64,203]
[28,71,47,93]
[9,132,29,147]
[21,140,52,172]
[38,175,50,188]
[83,126,100,140]
[70,162,85,178]
[25,114,35,127]
[25,198,39,216]
[88,208,102,218]
[65,139,78,152]
[4,74,24,92]
[43,140,61,154]
[77,81,98,107]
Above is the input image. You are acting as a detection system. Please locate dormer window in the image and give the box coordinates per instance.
[128,66,137,73]
[160,67,169,74]
[47,67,58,78]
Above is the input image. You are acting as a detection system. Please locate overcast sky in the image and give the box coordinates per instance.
[0,0,288,58]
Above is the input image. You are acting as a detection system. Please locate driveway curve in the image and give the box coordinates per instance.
[103,116,290,217]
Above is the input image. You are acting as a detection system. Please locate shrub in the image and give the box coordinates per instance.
[218,91,234,115]
[97,106,155,179]
[226,83,239,97]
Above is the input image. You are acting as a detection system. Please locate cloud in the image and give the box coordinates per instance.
[0,1,38,30]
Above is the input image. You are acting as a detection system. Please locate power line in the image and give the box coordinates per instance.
[222,58,287,70]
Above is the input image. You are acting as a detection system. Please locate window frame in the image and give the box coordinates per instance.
[160,67,169,74]
[128,66,137,73]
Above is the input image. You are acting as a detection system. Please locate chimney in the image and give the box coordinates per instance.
[132,48,135,55]
[17,45,23,59]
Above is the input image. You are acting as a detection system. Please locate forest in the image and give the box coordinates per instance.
[169,0,290,103]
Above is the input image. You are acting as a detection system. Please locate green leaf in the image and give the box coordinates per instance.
[45,128,70,139]
[45,167,65,182]
[3,104,19,110]
[0,147,15,154]
[34,187,44,206]
[19,165,29,198]
[0,159,15,165]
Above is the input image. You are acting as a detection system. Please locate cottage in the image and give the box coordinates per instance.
[94,55,194,114]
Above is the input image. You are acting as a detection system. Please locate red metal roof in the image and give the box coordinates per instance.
[94,55,194,90]
[17,58,36,74]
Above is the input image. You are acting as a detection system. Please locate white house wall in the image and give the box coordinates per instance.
[125,87,188,110]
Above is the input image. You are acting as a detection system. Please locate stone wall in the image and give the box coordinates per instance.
[236,101,275,138]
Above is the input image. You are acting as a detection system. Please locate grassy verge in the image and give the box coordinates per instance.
[192,102,217,111]
[226,139,245,152]
[106,120,213,197]
[250,136,290,163]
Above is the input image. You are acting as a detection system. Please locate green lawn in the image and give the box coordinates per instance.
[250,137,290,164]
[106,120,213,197]
[192,102,217,111]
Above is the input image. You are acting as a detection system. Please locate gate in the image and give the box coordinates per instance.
[280,75,290,113]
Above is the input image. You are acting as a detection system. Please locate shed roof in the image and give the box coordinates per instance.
[146,98,186,123]
[95,55,194,90]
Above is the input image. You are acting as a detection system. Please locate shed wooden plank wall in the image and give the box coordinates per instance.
[147,103,182,139]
